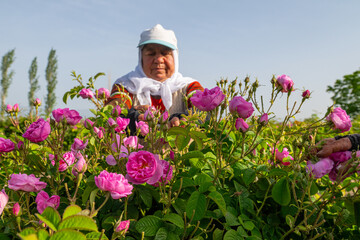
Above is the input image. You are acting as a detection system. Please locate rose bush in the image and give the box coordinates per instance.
[0,72,359,240]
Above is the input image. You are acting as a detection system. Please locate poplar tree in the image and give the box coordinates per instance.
[28,57,40,116]
[45,49,58,117]
[1,49,15,119]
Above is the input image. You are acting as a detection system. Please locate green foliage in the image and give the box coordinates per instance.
[28,57,40,116]
[45,49,58,117]
[1,49,15,119]
[327,68,360,118]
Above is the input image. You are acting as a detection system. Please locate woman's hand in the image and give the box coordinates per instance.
[312,137,352,158]
[168,117,186,128]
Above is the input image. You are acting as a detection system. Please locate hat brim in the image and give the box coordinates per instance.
[138,40,177,50]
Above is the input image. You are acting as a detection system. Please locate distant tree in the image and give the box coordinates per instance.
[45,49,58,117]
[327,69,360,118]
[28,57,40,117]
[1,49,15,119]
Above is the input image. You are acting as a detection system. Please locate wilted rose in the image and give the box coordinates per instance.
[326,107,351,133]
[276,74,294,93]
[95,170,133,199]
[229,96,254,119]
[8,173,47,192]
[190,87,225,111]
[22,118,51,143]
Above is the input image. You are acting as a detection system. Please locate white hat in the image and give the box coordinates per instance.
[138,24,177,50]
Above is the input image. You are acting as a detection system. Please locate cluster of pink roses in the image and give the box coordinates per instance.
[307,151,359,180]
[6,104,19,113]
[79,88,110,100]
[52,108,82,125]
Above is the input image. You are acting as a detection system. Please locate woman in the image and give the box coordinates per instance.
[106,24,204,127]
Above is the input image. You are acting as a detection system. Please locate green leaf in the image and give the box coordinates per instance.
[223,229,241,240]
[286,215,295,228]
[212,228,224,240]
[89,189,99,208]
[194,173,212,185]
[18,228,37,238]
[185,191,207,222]
[167,126,188,136]
[63,91,70,104]
[38,229,50,240]
[354,200,360,227]
[243,169,256,186]
[309,181,318,195]
[268,168,288,177]
[58,215,98,232]
[137,186,153,208]
[49,229,87,240]
[136,215,163,237]
[85,232,109,240]
[154,227,168,240]
[172,177,194,192]
[18,234,38,240]
[242,221,255,231]
[271,177,291,206]
[208,191,227,216]
[162,213,184,229]
[199,182,215,193]
[175,135,190,151]
[63,205,82,220]
[36,207,61,231]
[94,72,105,79]
[180,151,204,160]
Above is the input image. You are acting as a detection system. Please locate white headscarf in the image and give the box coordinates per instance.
[114,49,196,110]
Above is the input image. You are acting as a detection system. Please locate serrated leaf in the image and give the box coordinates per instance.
[223,229,241,239]
[63,205,82,220]
[180,151,204,160]
[243,169,256,186]
[208,191,227,216]
[175,135,190,151]
[58,215,98,232]
[49,229,86,240]
[242,221,255,231]
[38,229,49,240]
[213,228,223,240]
[18,228,37,237]
[135,215,163,237]
[185,191,206,222]
[138,186,153,208]
[194,173,212,185]
[154,227,168,240]
[272,177,291,206]
[162,213,184,229]
[199,182,214,193]
[85,232,109,240]
[36,207,61,231]
[167,126,188,136]
[18,234,38,240]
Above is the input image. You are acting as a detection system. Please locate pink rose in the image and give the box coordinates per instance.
[13,202,20,216]
[22,118,51,143]
[59,152,76,172]
[95,170,133,199]
[229,96,254,119]
[123,136,143,149]
[71,138,88,151]
[0,189,8,215]
[115,220,130,233]
[126,151,163,185]
[35,190,60,214]
[84,118,94,128]
[96,88,110,99]
[190,87,225,111]
[17,141,24,150]
[115,117,130,133]
[72,156,87,176]
[275,148,294,166]
[307,158,334,179]
[151,160,173,187]
[108,118,116,127]
[259,113,269,124]
[160,111,169,124]
[276,75,294,93]
[106,155,117,166]
[112,105,121,117]
[136,121,149,136]
[235,118,249,132]
[6,104,13,113]
[52,108,82,125]
[302,90,311,98]
[0,138,15,152]
[13,104,19,113]
[169,150,175,160]
[94,127,104,138]
[8,173,47,192]
[79,88,94,99]
[33,98,41,107]
[326,107,352,133]
[144,107,157,121]
[329,151,352,163]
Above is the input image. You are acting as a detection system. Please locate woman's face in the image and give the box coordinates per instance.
[141,44,175,82]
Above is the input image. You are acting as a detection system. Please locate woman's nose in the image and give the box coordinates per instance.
[154,54,165,63]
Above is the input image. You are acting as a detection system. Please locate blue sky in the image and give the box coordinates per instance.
[1,0,359,120]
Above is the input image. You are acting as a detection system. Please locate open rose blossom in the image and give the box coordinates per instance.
[307,158,334,179]
[123,136,143,149]
[0,137,15,152]
[136,121,149,136]
[115,220,130,233]
[22,118,51,143]
[95,170,133,199]
[151,160,173,187]
[276,74,294,93]
[96,88,110,99]
[0,189,8,215]
[326,107,352,133]
[35,191,60,214]
[275,148,294,166]
[115,117,130,133]
[229,96,254,119]
[52,108,82,125]
[71,138,88,151]
[190,87,225,111]
[126,151,163,185]
[8,173,47,192]
[79,88,94,99]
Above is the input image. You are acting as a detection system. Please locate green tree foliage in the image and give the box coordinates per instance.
[28,57,40,116]
[45,49,58,117]
[1,49,15,119]
[327,69,360,118]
